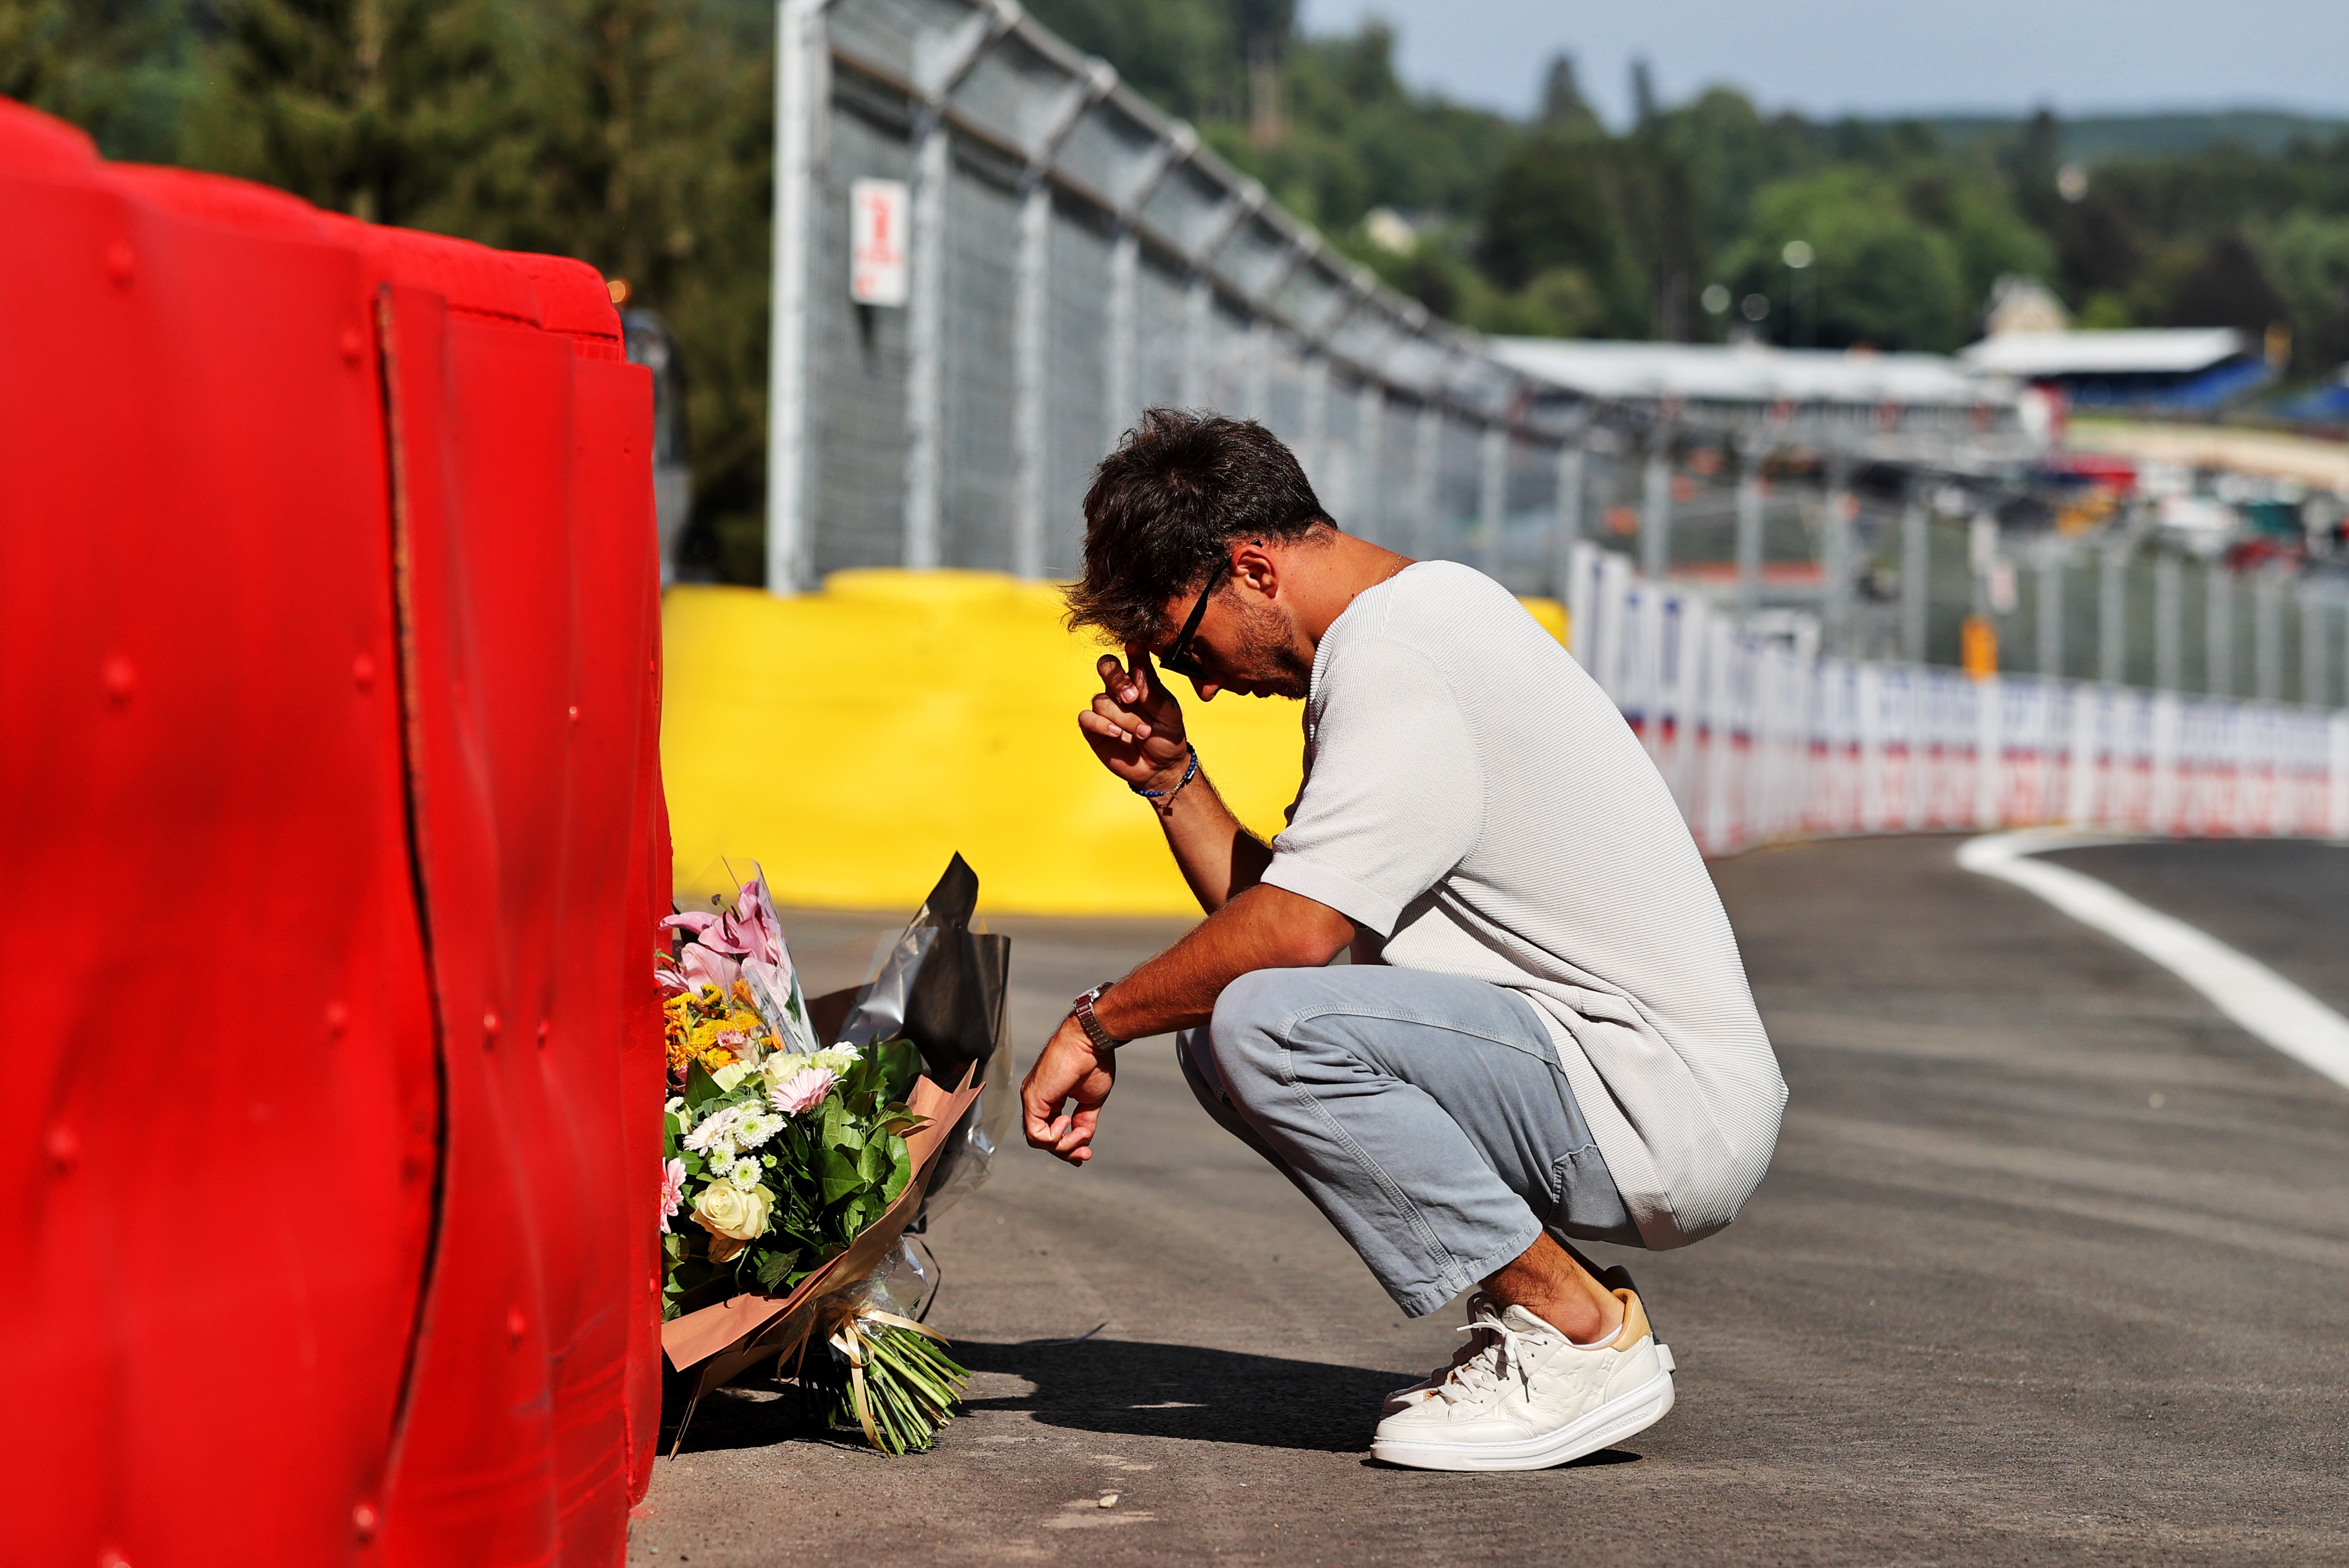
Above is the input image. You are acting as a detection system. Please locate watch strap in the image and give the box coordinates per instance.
[1072,983,1122,1052]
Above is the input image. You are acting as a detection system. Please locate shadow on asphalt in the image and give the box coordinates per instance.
[655,1346,1648,1466]
[956,1336,1409,1452]
[960,1338,1643,1466]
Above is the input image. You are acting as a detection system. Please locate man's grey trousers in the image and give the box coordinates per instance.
[1178,965,1642,1319]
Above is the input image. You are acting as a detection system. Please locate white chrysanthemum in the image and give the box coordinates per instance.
[726,1159,764,1190]
[684,1101,757,1154]
[733,1111,784,1149]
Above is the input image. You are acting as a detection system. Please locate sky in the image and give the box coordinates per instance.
[1297,0,2349,126]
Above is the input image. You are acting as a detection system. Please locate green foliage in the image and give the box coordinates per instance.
[2259,212,2349,374]
[25,0,2349,595]
[1717,169,1964,350]
[1,0,192,159]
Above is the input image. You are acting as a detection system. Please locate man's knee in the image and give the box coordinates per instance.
[1206,968,1300,1102]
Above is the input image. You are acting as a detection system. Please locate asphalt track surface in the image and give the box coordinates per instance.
[634,835,2349,1566]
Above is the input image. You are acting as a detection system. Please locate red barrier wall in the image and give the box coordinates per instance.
[0,102,667,1568]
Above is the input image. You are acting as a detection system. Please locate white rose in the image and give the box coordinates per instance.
[813,1044,861,1076]
[693,1180,773,1243]
[711,1061,756,1092]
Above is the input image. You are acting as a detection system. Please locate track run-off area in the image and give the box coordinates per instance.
[637,835,2349,1567]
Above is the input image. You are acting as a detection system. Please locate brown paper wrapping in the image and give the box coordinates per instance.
[661,1065,981,1402]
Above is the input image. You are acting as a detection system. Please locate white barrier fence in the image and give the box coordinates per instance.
[1566,543,2349,855]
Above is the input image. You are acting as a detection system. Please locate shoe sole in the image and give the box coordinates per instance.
[1368,1367,1676,1472]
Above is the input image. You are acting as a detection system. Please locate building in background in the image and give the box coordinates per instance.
[1487,337,2042,471]
[1960,328,2272,411]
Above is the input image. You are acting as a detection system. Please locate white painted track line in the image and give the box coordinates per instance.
[1960,829,2349,1095]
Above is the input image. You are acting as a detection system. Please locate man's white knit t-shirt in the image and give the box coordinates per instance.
[1259,560,1786,1248]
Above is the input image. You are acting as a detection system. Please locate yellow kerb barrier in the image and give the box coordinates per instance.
[661,570,1567,916]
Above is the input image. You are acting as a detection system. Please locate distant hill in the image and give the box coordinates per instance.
[1921,110,2349,163]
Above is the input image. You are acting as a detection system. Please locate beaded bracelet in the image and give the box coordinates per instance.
[1130,743,1200,803]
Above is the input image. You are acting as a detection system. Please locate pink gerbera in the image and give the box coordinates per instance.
[658,1157,686,1232]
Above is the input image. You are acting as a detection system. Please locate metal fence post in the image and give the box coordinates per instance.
[1898,487,1925,660]
[2037,546,2064,678]
[1010,177,1054,579]
[1354,385,1384,544]
[2304,583,2332,708]
[1413,402,1441,558]
[2254,566,2284,703]
[2098,538,2127,684]
[1180,275,1210,407]
[2207,560,2233,698]
[1105,226,1138,446]
[1640,431,1672,583]
[901,116,950,570]
[1299,353,1329,494]
[764,0,827,595]
[1821,456,1854,657]
[1477,422,1506,570]
[1552,444,1584,601]
[1010,68,1113,580]
[1243,315,1272,420]
[2155,553,2182,691]
[1737,441,1767,622]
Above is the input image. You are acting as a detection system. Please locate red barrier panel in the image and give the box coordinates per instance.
[0,101,666,1568]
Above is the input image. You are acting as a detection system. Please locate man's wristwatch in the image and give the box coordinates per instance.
[1071,983,1124,1054]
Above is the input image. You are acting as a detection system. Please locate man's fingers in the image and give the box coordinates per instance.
[1099,651,1141,706]
[1122,643,1158,704]
[1020,1071,1063,1147]
[1052,1101,1100,1157]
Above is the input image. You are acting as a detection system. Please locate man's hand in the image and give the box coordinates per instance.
[1021,1013,1118,1165]
[1079,644,1190,792]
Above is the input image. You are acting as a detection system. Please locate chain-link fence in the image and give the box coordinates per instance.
[769,0,1631,599]
[760,0,2347,730]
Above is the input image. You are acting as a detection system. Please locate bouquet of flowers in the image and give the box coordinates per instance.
[656,871,985,1453]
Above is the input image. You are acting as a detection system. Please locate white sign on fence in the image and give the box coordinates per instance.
[849,179,909,307]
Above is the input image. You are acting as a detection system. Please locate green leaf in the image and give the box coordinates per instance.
[873,1037,922,1101]
[752,1247,801,1290]
[882,1135,912,1203]
[683,1061,724,1113]
[814,1143,867,1207]
[856,1136,888,1184]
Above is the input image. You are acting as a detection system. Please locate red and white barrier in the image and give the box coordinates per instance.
[1566,542,2349,856]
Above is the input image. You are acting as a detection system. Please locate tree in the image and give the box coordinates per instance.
[1723,168,1970,351]
[0,0,190,159]
[1536,53,1601,140]
[1475,130,1643,334]
[180,0,517,227]
[2258,212,2349,373]
[2163,232,2288,334]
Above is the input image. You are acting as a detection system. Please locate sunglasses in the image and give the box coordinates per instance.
[1156,555,1231,680]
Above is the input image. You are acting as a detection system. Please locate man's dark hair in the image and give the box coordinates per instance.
[1063,409,1332,645]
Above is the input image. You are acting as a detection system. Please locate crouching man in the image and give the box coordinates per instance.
[1020,410,1786,1471]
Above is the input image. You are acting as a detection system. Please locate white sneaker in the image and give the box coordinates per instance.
[1370,1288,1676,1471]
[1380,1291,1500,1417]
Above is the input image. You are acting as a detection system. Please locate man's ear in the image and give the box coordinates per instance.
[1230,540,1281,601]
